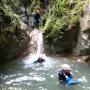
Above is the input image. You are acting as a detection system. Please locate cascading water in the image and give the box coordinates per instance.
[30,29,44,54]
[29,29,45,60]
[36,30,44,54]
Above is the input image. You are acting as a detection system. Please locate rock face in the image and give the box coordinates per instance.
[44,24,79,55]
[44,0,90,56]
[74,1,90,55]
[0,4,30,63]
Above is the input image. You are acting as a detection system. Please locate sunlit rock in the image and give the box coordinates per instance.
[75,1,90,56]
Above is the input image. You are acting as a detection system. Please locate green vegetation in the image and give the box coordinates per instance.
[44,0,88,36]
[44,0,89,54]
[0,0,30,62]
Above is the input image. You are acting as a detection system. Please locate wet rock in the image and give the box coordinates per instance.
[74,2,90,56]
[82,56,90,63]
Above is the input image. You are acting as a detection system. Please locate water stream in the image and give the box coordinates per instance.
[30,29,44,54]
[0,55,90,90]
[0,29,90,90]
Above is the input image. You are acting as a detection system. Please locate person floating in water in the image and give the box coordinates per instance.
[32,9,41,28]
[34,56,45,63]
[58,64,81,85]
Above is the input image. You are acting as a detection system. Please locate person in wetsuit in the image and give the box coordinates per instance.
[34,56,45,63]
[32,9,41,28]
[58,64,73,83]
[58,64,81,85]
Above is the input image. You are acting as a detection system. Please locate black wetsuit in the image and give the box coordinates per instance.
[34,58,45,63]
[34,13,40,28]
[58,70,73,82]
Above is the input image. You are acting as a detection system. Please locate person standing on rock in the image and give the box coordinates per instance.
[32,9,41,28]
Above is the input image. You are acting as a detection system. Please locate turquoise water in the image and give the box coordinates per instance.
[0,54,90,90]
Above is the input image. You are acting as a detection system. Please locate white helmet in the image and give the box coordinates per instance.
[61,64,71,70]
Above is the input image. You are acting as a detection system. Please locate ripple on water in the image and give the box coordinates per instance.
[5,75,46,85]
[0,55,90,90]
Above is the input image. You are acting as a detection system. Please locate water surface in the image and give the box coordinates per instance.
[0,54,90,90]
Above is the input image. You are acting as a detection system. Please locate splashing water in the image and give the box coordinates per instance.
[78,76,88,83]
[0,56,90,90]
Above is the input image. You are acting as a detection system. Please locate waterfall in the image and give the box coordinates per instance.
[36,31,44,54]
[30,29,44,55]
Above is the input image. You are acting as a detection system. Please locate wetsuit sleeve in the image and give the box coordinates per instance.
[58,70,66,81]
